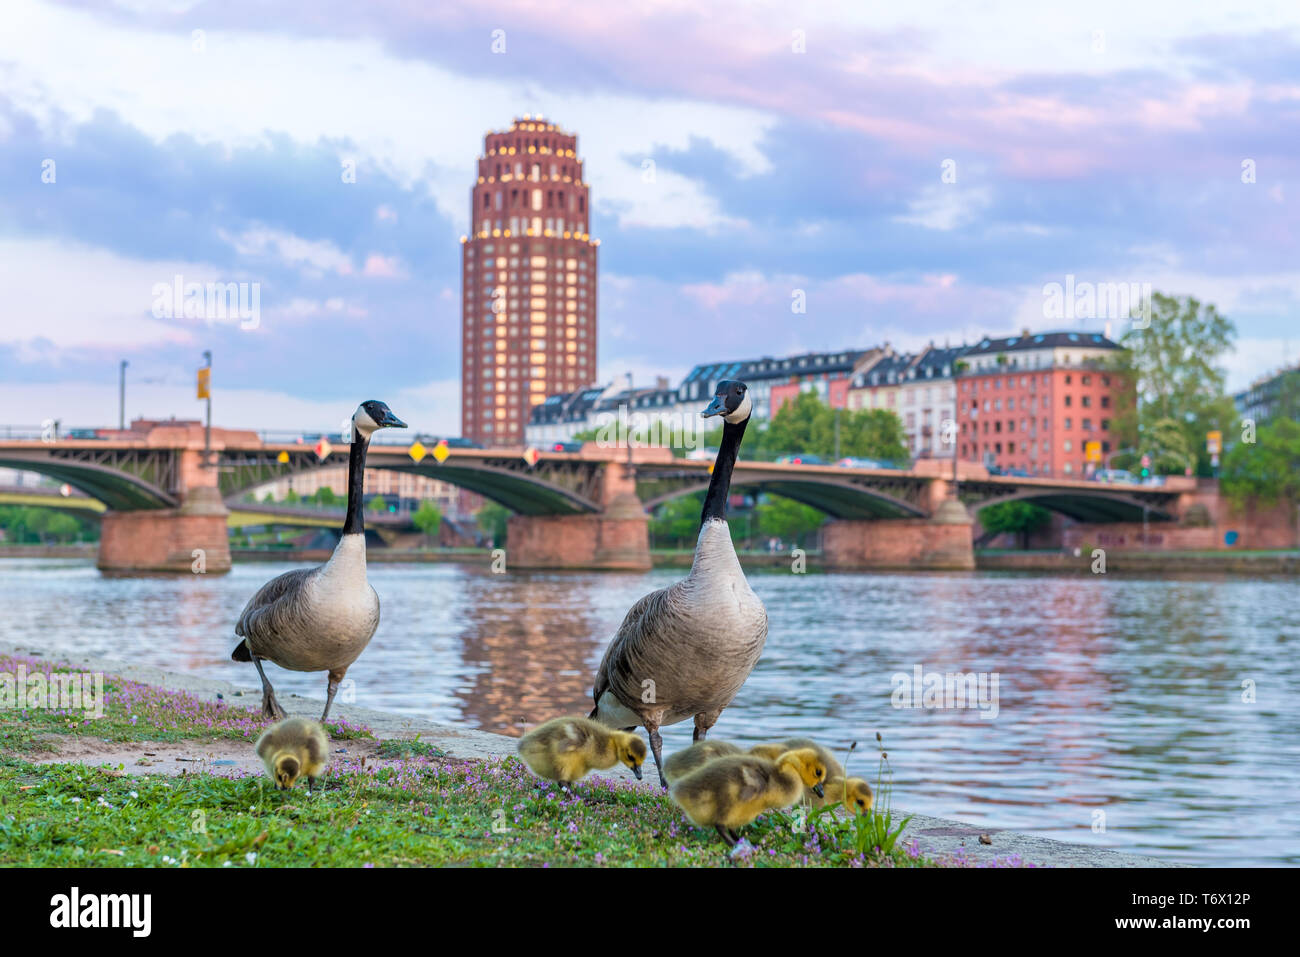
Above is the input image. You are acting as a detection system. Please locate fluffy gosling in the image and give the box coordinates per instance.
[517,715,647,788]
[255,717,329,792]
[670,747,827,845]
[824,776,874,815]
[662,740,743,786]
[750,737,846,804]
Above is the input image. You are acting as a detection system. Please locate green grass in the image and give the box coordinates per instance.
[0,653,372,753]
[0,655,1037,868]
[0,753,939,868]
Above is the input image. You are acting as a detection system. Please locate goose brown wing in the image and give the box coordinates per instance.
[235,567,316,645]
[591,584,681,709]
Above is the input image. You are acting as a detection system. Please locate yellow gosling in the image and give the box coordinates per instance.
[255,717,329,792]
[517,715,647,787]
[824,776,874,814]
[749,737,846,804]
[662,740,743,785]
[670,747,827,845]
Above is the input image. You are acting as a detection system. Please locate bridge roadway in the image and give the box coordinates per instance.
[0,424,1196,574]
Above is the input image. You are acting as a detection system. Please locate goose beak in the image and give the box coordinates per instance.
[701,395,727,418]
[813,783,825,798]
[632,765,643,781]
[379,410,407,429]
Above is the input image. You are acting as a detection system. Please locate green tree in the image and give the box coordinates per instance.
[44,513,82,543]
[283,488,301,504]
[476,501,510,547]
[367,494,387,512]
[755,495,825,547]
[700,392,909,463]
[1145,417,1197,475]
[412,500,442,542]
[1110,292,1238,476]
[978,501,1051,549]
[1221,418,1300,507]
[313,486,338,507]
[650,494,704,548]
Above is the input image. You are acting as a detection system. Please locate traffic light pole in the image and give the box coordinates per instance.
[202,351,212,465]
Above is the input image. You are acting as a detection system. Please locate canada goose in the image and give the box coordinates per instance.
[824,776,874,815]
[590,379,767,787]
[517,715,647,787]
[749,737,846,803]
[231,400,406,721]
[662,739,743,785]
[256,717,329,792]
[670,747,827,845]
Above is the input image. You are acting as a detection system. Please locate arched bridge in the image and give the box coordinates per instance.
[0,425,1198,573]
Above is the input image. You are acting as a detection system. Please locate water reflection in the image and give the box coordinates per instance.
[0,557,1296,866]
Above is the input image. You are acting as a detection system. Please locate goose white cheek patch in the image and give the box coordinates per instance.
[723,394,752,424]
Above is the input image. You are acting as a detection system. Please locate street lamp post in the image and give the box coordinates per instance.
[118,360,128,430]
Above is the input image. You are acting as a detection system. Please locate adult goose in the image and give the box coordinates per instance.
[231,400,406,722]
[589,379,767,787]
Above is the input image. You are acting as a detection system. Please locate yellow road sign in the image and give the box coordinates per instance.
[196,367,210,399]
[1085,440,1102,463]
[407,440,427,463]
[432,440,450,463]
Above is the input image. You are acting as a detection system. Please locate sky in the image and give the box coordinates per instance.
[1,0,1298,435]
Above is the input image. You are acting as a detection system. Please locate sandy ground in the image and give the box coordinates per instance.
[27,733,394,781]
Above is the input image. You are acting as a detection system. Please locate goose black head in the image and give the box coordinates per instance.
[702,379,752,425]
[353,400,407,439]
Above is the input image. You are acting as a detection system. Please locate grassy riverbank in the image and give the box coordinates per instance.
[0,654,1031,868]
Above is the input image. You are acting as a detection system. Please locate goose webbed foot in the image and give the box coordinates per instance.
[262,692,286,721]
[252,657,286,720]
[716,825,738,846]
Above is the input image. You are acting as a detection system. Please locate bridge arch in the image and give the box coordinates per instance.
[220,451,603,517]
[0,452,178,510]
[969,489,1175,523]
[640,475,927,520]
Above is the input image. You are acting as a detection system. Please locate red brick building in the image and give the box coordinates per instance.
[956,331,1131,477]
[460,115,598,445]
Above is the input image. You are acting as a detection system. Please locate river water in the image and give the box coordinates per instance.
[1,556,1296,866]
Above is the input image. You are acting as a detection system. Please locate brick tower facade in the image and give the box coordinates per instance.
[460,114,598,445]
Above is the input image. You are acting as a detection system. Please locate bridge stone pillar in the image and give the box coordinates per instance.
[506,461,650,570]
[97,447,232,575]
[822,497,974,571]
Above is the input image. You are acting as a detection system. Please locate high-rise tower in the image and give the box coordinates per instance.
[460,114,598,445]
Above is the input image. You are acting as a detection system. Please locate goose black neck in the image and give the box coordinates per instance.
[700,418,747,524]
[342,432,371,536]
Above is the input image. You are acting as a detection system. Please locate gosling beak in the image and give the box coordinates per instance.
[813,783,825,798]
[632,765,643,781]
[702,394,728,418]
[379,410,407,429]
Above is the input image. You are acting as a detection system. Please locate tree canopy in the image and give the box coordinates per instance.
[1221,418,1300,507]
[412,500,442,538]
[1109,292,1238,476]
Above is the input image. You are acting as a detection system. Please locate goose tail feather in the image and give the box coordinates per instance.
[231,640,252,662]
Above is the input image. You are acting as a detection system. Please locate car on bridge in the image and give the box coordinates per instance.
[547,440,585,453]
[775,454,826,465]
[835,456,901,470]
[1092,468,1139,483]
